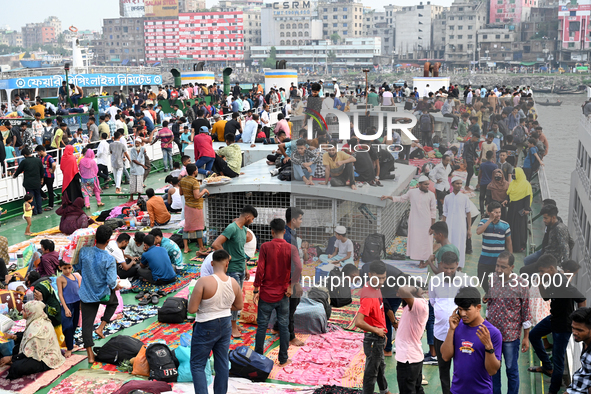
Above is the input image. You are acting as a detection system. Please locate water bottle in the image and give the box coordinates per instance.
[130,211,136,229]
[16,253,24,270]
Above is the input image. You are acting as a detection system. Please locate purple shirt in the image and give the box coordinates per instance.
[451,319,502,394]
[36,251,60,277]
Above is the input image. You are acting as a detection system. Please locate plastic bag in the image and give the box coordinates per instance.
[131,345,150,377]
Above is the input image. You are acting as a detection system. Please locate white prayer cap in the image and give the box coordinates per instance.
[418,175,429,183]
[335,225,347,235]
[451,176,463,184]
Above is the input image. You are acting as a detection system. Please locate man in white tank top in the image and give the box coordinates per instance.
[188,250,243,394]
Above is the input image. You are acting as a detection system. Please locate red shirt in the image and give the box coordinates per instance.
[193,133,215,159]
[358,285,387,330]
[253,238,301,303]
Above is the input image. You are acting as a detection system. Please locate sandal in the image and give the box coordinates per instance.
[43,207,53,211]
[151,294,160,304]
[139,297,150,306]
[97,202,105,207]
[135,291,146,300]
[527,366,552,377]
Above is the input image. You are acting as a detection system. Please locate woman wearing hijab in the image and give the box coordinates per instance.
[0,236,9,286]
[79,148,104,209]
[60,145,83,203]
[486,168,510,221]
[506,167,532,252]
[56,196,95,235]
[0,301,65,379]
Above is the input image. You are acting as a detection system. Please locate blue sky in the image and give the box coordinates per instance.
[2,0,455,33]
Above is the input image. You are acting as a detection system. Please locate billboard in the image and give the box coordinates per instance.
[145,0,179,17]
[121,0,145,17]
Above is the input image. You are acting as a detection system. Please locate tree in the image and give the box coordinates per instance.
[262,46,277,68]
[330,33,341,44]
[327,50,337,63]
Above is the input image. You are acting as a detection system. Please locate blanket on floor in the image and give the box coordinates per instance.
[266,329,365,388]
[120,271,200,295]
[48,369,140,394]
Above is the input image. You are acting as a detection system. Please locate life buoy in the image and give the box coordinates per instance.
[69,26,78,33]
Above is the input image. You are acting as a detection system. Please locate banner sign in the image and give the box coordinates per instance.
[0,73,163,90]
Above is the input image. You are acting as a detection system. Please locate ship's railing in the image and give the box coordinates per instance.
[0,66,162,80]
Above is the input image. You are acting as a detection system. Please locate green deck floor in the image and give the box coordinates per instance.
[1,164,557,393]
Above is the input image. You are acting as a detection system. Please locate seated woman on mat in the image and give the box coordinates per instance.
[0,301,65,380]
[55,196,95,235]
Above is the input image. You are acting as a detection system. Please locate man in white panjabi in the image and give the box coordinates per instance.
[381,175,436,267]
[442,176,472,269]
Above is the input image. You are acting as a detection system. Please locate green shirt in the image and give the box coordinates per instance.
[457,120,469,137]
[435,243,460,264]
[367,92,379,106]
[222,222,247,273]
[217,144,242,174]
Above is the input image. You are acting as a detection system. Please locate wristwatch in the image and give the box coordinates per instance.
[485,347,495,354]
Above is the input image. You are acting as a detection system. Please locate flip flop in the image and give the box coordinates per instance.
[151,295,159,305]
[139,297,150,306]
[135,291,146,300]
[527,366,552,377]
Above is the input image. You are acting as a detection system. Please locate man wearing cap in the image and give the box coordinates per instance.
[442,177,472,269]
[332,78,340,98]
[429,154,452,217]
[320,226,355,266]
[381,175,437,267]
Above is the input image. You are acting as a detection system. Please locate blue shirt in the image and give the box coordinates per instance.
[478,219,511,265]
[480,161,498,186]
[143,116,155,132]
[180,132,191,153]
[141,245,177,281]
[161,237,183,267]
[283,140,293,159]
[77,246,118,303]
[284,225,296,246]
[242,120,257,144]
[523,146,538,169]
[231,101,240,113]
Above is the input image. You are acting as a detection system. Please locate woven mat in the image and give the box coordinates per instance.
[0,354,86,394]
[120,271,200,295]
[48,369,140,394]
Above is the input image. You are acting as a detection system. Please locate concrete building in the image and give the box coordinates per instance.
[261,1,323,47]
[445,0,488,66]
[21,23,56,48]
[179,0,206,12]
[477,27,517,64]
[317,0,364,43]
[394,2,445,60]
[363,10,394,56]
[44,16,62,37]
[432,11,447,60]
[0,30,22,47]
[251,37,381,69]
[94,18,145,65]
[557,0,591,63]
[520,6,558,42]
[490,0,537,25]
[213,2,262,64]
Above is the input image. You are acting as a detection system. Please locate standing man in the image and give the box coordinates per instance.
[382,175,436,268]
[96,133,111,188]
[395,286,429,394]
[485,251,531,394]
[441,286,502,394]
[566,307,591,394]
[35,145,56,211]
[151,120,174,172]
[428,250,467,394]
[254,218,300,367]
[274,207,305,346]
[479,150,498,216]
[430,155,452,217]
[109,131,130,194]
[188,250,243,394]
[463,132,480,191]
[13,147,44,215]
[528,254,587,394]
[442,177,472,270]
[211,205,258,338]
[476,201,512,293]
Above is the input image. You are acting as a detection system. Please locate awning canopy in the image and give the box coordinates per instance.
[121,59,130,65]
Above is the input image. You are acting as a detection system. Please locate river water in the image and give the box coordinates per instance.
[535,93,585,222]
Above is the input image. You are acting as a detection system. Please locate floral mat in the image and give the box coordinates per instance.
[120,271,200,295]
[266,329,365,388]
[73,304,159,347]
[0,354,87,394]
[327,297,362,333]
[47,369,141,394]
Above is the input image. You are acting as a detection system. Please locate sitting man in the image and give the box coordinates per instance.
[124,232,145,262]
[321,145,357,190]
[34,239,60,277]
[139,235,177,285]
[291,139,317,185]
[146,188,171,227]
[319,226,355,266]
[149,229,184,271]
[107,233,139,280]
[212,134,242,178]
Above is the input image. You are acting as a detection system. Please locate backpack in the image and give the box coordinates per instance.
[94,335,144,365]
[146,343,180,383]
[513,125,526,144]
[404,101,414,111]
[308,287,332,319]
[229,346,274,382]
[378,150,396,180]
[419,113,432,133]
[42,127,54,148]
[103,218,125,231]
[158,297,187,324]
[326,267,352,308]
[361,233,386,263]
[170,233,184,249]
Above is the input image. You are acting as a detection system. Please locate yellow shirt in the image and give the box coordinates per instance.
[30,104,45,118]
[51,128,63,148]
[212,120,227,142]
[322,151,351,176]
[98,123,110,139]
[23,203,32,218]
